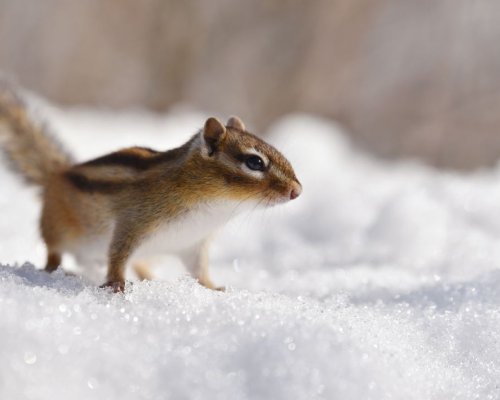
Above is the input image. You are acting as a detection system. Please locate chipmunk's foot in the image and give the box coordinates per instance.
[44,253,61,273]
[198,278,225,292]
[100,281,126,293]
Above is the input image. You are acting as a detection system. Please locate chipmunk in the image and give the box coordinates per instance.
[0,85,302,292]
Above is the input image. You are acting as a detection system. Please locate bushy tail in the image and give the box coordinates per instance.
[0,83,73,186]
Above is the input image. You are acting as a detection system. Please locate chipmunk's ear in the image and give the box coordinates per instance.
[226,116,246,131]
[203,117,226,155]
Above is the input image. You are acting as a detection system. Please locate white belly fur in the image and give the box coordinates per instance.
[70,200,252,265]
[135,200,246,256]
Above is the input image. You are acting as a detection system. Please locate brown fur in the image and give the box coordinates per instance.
[0,87,302,292]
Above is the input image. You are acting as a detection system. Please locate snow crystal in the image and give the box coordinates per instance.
[1,108,500,399]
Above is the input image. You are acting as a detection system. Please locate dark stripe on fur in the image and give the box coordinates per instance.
[81,152,155,170]
[79,144,190,171]
[65,171,127,194]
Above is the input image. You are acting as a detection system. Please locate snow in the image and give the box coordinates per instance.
[1,105,500,399]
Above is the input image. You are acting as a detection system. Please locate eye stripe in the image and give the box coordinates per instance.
[242,147,269,167]
[233,153,268,169]
[241,165,265,180]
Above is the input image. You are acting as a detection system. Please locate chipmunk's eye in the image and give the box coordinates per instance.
[245,155,265,171]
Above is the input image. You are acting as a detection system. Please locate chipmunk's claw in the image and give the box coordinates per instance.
[100,281,126,293]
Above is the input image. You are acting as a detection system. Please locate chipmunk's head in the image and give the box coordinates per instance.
[199,116,302,206]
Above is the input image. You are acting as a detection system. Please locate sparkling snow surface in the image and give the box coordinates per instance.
[1,106,500,400]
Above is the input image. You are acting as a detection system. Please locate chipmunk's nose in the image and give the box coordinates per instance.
[290,183,302,200]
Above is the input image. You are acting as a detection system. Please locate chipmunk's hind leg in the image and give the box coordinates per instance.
[40,192,66,273]
[133,261,154,281]
[181,240,224,291]
[44,251,61,272]
[41,210,63,273]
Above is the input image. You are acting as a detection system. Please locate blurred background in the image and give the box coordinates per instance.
[1,0,499,170]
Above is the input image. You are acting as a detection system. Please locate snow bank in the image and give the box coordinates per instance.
[1,107,500,399]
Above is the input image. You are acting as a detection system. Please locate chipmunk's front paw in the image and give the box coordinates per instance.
[100,281,126,293]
